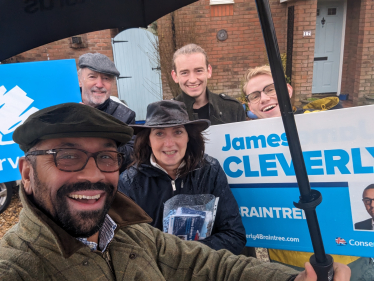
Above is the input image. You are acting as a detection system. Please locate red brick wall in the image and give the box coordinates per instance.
[287,0,317,105]
[353,0,374,105]
[158,0,288,100]
[2,29,120,97]
[340,0,361,101]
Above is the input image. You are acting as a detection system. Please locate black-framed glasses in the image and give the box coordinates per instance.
[363,198,374,206]
[26,148,123,173]
[246,83,276,104]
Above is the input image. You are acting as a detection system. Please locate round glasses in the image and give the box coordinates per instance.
[246,83,276,104]
[26,148,123,173]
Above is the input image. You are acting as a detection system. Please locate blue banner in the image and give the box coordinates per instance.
[0,59,81,183]
[205,105,374,258]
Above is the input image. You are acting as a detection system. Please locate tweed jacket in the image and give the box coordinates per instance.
[0,189,298,281]
[175,89,246,125]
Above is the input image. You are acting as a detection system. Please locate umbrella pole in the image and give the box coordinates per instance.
[254,0,334,280]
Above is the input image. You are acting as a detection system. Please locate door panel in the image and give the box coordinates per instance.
[322,62,333,86]
[325,23,336,53]
[112,28,162,120]
[312,1,344,94]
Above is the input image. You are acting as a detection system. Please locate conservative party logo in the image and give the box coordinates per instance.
[335,237,347,246]
[0,85,39,145]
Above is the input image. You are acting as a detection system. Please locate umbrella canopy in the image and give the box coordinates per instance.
[0,0,197,61]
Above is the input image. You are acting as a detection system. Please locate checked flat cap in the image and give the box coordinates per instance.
[13,103,133,152]
[79,53,120,77]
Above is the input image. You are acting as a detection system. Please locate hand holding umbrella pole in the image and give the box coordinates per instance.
[254,0,334,280]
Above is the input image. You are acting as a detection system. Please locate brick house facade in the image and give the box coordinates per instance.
[2,0,373,107]
[1,29,120,97]
[158,0,374,106]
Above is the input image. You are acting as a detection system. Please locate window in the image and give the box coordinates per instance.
[317,9,320,16]
[328,8,337,15]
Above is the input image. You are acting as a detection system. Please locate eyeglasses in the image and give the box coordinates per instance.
[26,148,123,173]
[246,83,276,104]
[363,198,374,206]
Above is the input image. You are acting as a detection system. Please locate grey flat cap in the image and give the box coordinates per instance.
[79,53,120,77]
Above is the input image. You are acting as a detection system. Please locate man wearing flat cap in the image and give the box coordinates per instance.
[78,52,136,168]
[0,103,349,280]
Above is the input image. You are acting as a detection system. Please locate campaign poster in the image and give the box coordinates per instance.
[205,105,374,258]
[0,59,81,183]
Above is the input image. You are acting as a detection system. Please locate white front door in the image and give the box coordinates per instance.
[312,1,345,94]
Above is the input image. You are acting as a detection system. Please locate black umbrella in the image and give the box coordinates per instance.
[0,0,197,62]
[255,0,334,280]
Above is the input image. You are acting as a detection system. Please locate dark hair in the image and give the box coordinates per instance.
[131,125,206,177]
[363,184,374,197]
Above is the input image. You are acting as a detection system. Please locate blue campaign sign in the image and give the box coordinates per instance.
[205,105,374,258]
[0,59,81,183]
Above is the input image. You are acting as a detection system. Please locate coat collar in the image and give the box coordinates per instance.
[180,89,223,124]
[17,186,152,259]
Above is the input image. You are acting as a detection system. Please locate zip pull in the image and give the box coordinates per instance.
[171,180,176,191]
[181,181,184,189]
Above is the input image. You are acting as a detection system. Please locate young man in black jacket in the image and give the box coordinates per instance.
[172,44,246,125]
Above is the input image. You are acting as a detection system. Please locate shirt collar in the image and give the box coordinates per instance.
[76,214,117,252]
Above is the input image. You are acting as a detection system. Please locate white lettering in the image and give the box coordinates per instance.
[7,157,19,169]
[240,207,250,217]
[0,158,6,171]
[263,207,273,218]
[273,207,281,218]
[282,208,292,219]
[250,207,260,217]
[293,208,302,219]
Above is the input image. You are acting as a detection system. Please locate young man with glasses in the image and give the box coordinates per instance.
[243,65,293,119]
[355,184,374,230]
[244,65,342,119]
[0,102,351,280]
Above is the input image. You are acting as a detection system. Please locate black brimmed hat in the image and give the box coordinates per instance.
[79,53,120,77]
[13,103,133,152]
[131,100,210,135]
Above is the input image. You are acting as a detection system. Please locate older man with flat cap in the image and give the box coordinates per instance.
[78,52,136,168]
[0,103,350,280]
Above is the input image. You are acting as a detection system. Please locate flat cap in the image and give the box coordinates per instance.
[13,103,133,152]
[79,53,120,77]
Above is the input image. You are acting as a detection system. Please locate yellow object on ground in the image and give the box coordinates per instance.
[269,249,360,268]
[303,97,340,111]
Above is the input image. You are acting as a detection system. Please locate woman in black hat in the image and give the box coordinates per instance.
[118,100,246,255]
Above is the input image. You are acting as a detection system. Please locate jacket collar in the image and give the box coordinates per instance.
[180,89,222,123]
[18,186,152,259]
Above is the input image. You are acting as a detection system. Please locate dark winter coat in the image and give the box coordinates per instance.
[118,154,247,255]
[175,89,246,125]
[0,188,299,281]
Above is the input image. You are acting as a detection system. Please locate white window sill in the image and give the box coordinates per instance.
[210,0,234,5]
